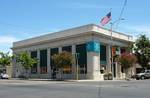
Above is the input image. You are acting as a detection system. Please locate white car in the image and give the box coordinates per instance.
[135,70,150,80]
[0,73,9,79]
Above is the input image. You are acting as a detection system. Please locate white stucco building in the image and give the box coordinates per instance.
[12,24,133,80]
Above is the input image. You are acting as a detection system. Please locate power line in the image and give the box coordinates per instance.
[116,0,127,28]
[119,0,127,20]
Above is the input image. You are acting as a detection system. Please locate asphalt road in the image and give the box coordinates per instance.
[0,79,150,98]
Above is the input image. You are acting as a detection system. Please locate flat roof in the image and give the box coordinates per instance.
[12,24,133,49]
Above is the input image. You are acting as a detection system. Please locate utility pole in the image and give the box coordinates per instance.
[110,22,114,79]
[110,18,124,79]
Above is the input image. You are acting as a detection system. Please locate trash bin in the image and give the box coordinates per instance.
[108,73,113,80]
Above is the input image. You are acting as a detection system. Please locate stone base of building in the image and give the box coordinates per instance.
[29,73,105,80]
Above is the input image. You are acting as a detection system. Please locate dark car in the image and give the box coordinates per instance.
[135,70,150,80]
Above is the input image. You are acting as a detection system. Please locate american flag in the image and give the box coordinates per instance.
[100,12,111,26]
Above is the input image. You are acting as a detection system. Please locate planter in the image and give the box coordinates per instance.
[103,73,113,80]
[108,74,113,80]
[104,74,108,80]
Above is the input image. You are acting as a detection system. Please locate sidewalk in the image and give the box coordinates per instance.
[0,78,133,83]
[25,78,129,82]
[0,78,136,87]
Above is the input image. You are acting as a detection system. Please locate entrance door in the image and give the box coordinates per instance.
[111,62,116,78]
[113,63,116,78]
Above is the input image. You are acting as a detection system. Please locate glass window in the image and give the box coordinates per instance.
[100,45,106,62]
[31,51,37,74]
[62,46,72,74]
[76,44,87,74]
[62,46,72,52]
[40,49,47,74]
[50,48,58,70]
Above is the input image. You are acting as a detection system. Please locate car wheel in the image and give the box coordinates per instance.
[136,78,139,80]
[141,76,145,80]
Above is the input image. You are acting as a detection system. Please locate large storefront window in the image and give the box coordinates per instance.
[100,45,107,65]
[40,49,47,74]
[121,48,126,54]
[62,46,72,52]
[62,46,72,74]
[31,51,37,74]
[50,48,58,70]
[76,44,87,74]
[50,48,58,79]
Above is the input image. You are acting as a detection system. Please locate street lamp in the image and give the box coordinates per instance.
[110,18,124,79]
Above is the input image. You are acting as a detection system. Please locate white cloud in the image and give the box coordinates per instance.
[0,36,18,44]
[0,36,18,53]
[123,24,150,38]
[130,25,150,33]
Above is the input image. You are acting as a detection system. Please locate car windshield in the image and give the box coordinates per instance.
[140,70,145,73]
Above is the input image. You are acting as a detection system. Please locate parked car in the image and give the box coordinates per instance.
[0,73,9,79]
[135,70,150,80]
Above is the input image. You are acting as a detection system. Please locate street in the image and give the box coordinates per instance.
[0,79,150,98]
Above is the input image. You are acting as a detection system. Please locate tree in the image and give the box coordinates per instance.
[134,35,150,69]
[118,53,137,79]
[15,51,37,78]
[51,51,74,80]
[0,52,12,70]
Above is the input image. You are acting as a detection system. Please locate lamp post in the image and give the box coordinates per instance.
[110,18,124,79]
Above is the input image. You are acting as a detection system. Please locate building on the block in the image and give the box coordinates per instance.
[12,24,134,80]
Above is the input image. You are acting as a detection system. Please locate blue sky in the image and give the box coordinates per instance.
[0,0,150,52]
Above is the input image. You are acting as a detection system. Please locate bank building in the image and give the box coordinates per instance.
[12,24,134,80]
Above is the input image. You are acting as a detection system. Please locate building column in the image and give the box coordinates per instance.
[47,48,51,78]
[86,41,101,80]
[72,45,76,78]
[59,47,62,53]
[58,47,62,79]
[115,62,118,79]
[106,45,111,73]
[37,50,40,75]
[87,52,101,80]
[116,47,121,79]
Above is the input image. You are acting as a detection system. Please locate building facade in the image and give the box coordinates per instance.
[12,24,133,80]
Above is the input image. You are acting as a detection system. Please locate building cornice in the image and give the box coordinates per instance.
[12,24,133,49]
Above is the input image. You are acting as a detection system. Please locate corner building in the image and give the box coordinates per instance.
[12,24,133,80]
